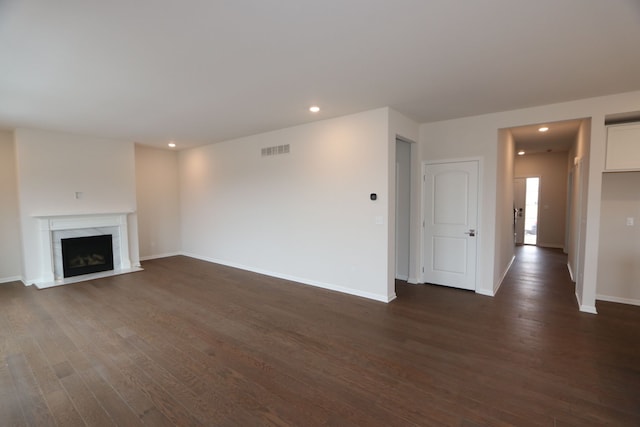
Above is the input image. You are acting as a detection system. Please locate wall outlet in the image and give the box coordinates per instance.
[626,217,634,226]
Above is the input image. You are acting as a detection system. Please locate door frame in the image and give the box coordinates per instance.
[420,157,483,292]
[395,138,412,281]
[514,175,542,246]
[513,177,526,244]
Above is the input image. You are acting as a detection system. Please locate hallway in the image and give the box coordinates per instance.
[396,245,640,425]
[497,245,583,314]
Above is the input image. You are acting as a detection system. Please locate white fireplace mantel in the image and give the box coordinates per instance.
[33,212,141,288]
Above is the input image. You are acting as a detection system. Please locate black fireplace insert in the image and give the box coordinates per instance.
[61,235,114,278]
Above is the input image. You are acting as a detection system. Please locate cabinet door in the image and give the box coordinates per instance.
[606,123,640,171]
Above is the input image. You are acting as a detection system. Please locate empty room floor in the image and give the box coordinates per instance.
[1,246,639,426]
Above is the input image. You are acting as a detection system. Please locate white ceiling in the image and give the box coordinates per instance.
[1,1,639,149]
[511,119,582,154]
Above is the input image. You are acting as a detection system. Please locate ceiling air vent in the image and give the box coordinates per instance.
[261,144,290,157]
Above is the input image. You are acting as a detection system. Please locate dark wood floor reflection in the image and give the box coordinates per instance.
[1,246,639,426]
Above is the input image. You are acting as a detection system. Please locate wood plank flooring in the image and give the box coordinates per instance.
[1,246,639,426]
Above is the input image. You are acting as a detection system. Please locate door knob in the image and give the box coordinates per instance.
[464,229,476,237]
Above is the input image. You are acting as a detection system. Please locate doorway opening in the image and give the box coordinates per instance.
[500,118,591,311]
[395,138,412,281]
[513,176,541,246]
[523,177,540,245]
[510,119,583,250]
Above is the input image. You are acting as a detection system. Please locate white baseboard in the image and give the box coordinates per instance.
[579,305,598,314]
[475,288,495,297]
[538,243,564,249]
[140,252,181,261]
[0,276,22,284]
[596,294,640,307]
[182,252,394,303]
[395,274,409,281]
[576,291,597,314]
[567,263,575,282]
[407,276,420,284]
[490,255,515,296]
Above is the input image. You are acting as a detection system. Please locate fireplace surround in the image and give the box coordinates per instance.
[34,212,141,288]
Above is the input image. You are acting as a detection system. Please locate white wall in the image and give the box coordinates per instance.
[135,144,181,260]
[418,90,640,311]
[495,128,515,293]
[14,128,139,284]
[0,131,23,282]
[515,151,569,248]
[567,119,591,309]
[179,108,394,302]
[597,172,640,305]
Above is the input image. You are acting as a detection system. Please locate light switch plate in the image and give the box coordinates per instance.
[626,217,634,226]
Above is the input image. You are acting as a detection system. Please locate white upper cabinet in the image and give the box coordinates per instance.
[606,123,640,171]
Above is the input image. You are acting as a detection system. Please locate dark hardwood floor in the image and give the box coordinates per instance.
[1,246,639,426]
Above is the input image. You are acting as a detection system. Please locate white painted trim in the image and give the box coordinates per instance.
[395,274,409,281]
[579,305,598,314]
[577,291,598,314]
[567,263,575,282]
[596,294,640,307]
[423,156,485,166]
[537,243,564,249]
[140,252,181,261]
[493,254,515,295]
[407,276,420,284]
[34,267,143,289]
[182,252,394,303]
[0,276,22,284]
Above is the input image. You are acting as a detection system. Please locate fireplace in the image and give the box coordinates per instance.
[33,212,142,288]
[61,235,114,278]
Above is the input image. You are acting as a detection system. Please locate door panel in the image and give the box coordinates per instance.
[423,161,478,290]
[433,236,467,273]
[434,172,468,224]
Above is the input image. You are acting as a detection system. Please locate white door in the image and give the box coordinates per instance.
[514,177,526,244]
[423,161,478,290]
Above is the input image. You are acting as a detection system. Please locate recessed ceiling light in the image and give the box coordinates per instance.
[538,126,549,132]
[168,142,176,148]
[309,105,320,113]
[518,150,525,156]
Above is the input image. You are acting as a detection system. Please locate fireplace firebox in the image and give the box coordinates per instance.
[61,235,114,278]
